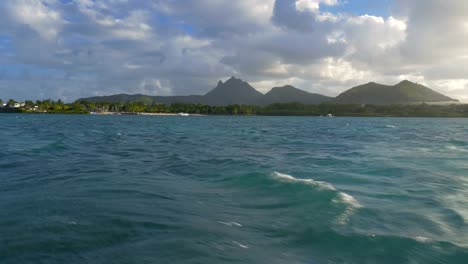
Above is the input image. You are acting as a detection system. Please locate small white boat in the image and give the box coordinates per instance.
[327,113,334,117]
[178,112,190,116]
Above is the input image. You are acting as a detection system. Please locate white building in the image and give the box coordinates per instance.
[9,102,25,108]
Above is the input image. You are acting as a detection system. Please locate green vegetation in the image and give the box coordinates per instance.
[93,101,468,117]
[29,99,88,114]
[76,101,259,115]
[2,98,468,117]
[0,99,87,114]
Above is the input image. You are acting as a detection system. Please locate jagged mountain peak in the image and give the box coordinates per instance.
[203,77,264,105]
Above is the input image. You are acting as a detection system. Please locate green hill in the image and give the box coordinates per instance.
[334,80,458,105]
[261,85,331,105]
[78,79,458,106]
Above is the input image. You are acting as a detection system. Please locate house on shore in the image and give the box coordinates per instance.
[12,102,25,108]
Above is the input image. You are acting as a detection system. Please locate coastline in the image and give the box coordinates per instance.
[91,111,205,116]
[3,111,468,118]
[2,102,468,118]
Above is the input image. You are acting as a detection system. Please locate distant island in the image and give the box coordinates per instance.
[79,77,458,106]
[1,77,467,117]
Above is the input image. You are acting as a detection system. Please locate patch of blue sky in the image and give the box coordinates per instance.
[0,35,12,48]
[180,23,197,35]
[0,36,14,60]
[0,63,67,80]
[57,0,74,4]
[321,0,394,18]
[150,11,199,36]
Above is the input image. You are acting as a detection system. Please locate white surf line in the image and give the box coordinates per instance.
[232,241,249,249]
[218,221,243,227]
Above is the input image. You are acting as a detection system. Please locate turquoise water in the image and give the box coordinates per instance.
[1,114,468,263]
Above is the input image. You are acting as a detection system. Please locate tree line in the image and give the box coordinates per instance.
[2,98,468,117]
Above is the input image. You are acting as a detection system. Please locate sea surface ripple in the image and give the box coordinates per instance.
[1,115,468,263]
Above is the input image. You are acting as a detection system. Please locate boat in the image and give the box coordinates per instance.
[178,113,190,116]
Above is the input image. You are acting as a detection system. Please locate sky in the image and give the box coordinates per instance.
[1,0,468,102]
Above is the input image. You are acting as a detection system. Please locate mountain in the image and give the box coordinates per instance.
[78,78,458,106]
[202,77,264,105]
[78,77,265,105]
[80,94,155,104]
[261,85,332,105]
[334,80,458,105]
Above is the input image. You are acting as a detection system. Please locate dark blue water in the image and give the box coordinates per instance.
[1,114,467,263]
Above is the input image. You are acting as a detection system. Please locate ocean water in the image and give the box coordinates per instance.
[1,114,468,263]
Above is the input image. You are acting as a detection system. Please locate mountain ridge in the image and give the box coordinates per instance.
[78,78,458,105]
[261,85,332,105]
[334,80,457,105]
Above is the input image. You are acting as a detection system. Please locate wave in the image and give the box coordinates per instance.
[272,172,362,225]
[446,145,467,152]
[271,172,362,208]
[271,171,336,190]
[414,236,431,243]
[218,221,242,227]
[232,241,249,249]
[290,229,468,262]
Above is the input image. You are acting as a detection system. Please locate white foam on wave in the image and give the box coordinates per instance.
[385,125,397,128]
[272,172,363,225]
[272,172,336,191]
[272,172,362,208]
[446,145,467,152]
[218,221,242,227]
[337,192,363,208]
[414,236,431,243]
[232,241,249,249]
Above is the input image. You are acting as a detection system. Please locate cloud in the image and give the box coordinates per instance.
[4,0,63,40]
[295,0,338,12]
[397,0,468,62]
[0,0,467,102]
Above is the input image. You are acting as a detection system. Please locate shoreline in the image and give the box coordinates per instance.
[91,111,205,116]
[3,111,468,118]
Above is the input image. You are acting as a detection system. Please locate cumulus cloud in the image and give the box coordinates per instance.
[0,0,467,102]
[5,0,63,40]
[295,0,338,12]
